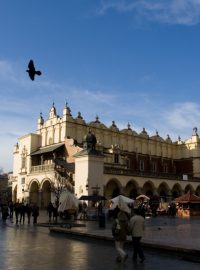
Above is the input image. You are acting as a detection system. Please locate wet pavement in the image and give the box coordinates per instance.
[1,211,200,269]
[48,214,200,255]
[0,215,200,270]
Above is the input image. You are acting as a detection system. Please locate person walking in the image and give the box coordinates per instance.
[53,203,58,223]
[25,203,32,224]
[128,208,145,263]
[14,202,20,225]
[8,201,14,219]
[19,202,26,224]
[32,204,39,224]
[112,209,129,263]
[81,202,87,220]
[47,202,54,222]
[1,204,9,223]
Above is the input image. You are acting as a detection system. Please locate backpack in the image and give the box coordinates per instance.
[112,218,121,236]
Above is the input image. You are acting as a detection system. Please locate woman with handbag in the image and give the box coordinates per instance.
[112,209,129,263]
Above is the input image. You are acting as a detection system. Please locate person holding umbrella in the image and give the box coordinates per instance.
[111,201,130,263]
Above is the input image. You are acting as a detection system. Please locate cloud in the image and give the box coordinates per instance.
[0,136,16,173]
[99,0,200,25]
[164,102,200,129]
[0,60,16,81]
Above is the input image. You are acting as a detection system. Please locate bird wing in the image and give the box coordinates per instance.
[36,71,42,76]
[28,59,35,71]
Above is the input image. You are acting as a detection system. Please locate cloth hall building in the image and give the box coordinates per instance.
[12,102,200,208]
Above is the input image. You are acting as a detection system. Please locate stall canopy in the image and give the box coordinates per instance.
[175,192,200,203]
[110,195,134,214]
[79,195,107,201]
[58,192,79,212]
[136,194,150,200]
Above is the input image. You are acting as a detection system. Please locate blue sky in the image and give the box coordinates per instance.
[1,0,200,172]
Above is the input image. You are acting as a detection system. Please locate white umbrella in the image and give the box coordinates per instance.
[110,195,134,214]
[136,194,150,200]
[58,192,79,212]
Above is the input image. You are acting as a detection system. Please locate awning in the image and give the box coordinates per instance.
[31,143,64,156]
[175,192,200,203]
[54,158,75,171]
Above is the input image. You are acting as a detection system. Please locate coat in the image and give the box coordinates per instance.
[128,214,145,237]
[112,211,129,241]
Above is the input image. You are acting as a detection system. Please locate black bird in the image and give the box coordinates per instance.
[26,59,42,80]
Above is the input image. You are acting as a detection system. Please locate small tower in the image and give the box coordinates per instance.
[63,101,73,123]
[63,101,72,117]
[37,112,44,130]
[49,102,57,119]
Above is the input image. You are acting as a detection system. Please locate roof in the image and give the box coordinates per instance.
[31,143,64,156]
[54,158,75,172]
[175,192,200,203]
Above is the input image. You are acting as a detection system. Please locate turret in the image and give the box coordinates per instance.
[37,112,44,129]
[49,102,57,119]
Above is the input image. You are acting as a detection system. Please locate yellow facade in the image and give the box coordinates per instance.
[12,103,200,207]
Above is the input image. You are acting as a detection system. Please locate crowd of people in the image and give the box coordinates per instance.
[0,201,40,225]
[0,196,179,265]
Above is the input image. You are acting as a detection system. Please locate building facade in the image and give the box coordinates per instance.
[12,102,200,208]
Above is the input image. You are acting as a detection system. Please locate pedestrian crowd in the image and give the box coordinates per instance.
[1,198,146,265]
[0,201,39,225]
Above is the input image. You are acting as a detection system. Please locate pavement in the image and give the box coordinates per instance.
[37,211,200,262]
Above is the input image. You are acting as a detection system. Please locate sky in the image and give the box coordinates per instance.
[1,0,200,173]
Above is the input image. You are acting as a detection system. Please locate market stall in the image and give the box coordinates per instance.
[175,192,200,217]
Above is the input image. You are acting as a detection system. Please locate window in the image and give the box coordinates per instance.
[21,146,27,169]
[21,177,25,185]
[152,162,157,172]
[126,158,130,169]
[163,163,168,173]
[21,155,26,169]
[139,160,144,171]
[114,154,119,164]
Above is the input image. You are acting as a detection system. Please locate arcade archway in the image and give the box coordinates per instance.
[29,181,39,205]
[41,180,51,209]
[104,179,122,199]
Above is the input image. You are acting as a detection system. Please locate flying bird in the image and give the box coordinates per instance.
[26,59,42,80]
